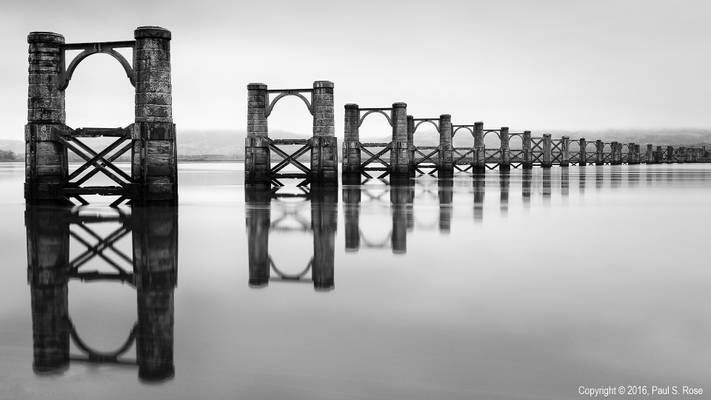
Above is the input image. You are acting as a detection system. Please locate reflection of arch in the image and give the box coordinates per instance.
[61,45,135,90]
[266,91,313,117]
[26,205,178,381]
[69,319,137,363]
[359,110,393,127]
[269,256,312,280]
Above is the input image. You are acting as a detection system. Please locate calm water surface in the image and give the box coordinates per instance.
[1,162,710,399]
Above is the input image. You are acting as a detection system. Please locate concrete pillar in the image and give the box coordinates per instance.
[472,122,485,172]
[522,130,533,169]
[245,187,271,287]
[25,32,68,204]
[437,179,453,233]
[595,140,604,165]
[542,134,552,168]
[579,138,587,166]
[342,103,361,184]
[407,115,415,176]
[666,146,674,163]
[655,146,663,163]
[26,206,70,374]
[561,136,570,167]
[389,103,410,182]
[133,206,178,381]
[499,127,510,171]
[342,186,361,252]
[311,186,337,291]
[628,142,637,164]
[438,114,453,177]
[645,144,653,164]
[132,27,177,203]
[310,81,337,184]
[246,83,270,185]
[611,141,620,165]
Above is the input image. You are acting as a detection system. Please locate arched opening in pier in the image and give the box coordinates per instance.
[65,48,134,130]
[452,128,474,148]
[412,121,439,148]
[266,96,314,176]
[509,134,523,151]
[358,113,393,142]
[63,49,135,198]
[483,130,502,150]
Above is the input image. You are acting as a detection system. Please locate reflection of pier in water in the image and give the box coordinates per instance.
[26,206,178,381]
[245,186,337,291]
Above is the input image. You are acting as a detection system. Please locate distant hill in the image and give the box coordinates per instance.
[1,128,709,161]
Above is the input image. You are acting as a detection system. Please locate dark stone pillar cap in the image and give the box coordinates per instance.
[28,32,64,44]
[313,80,334,88]
[440,114,451,119]
[345,103,359,109]
[248,83,267,90]
[135,26,171,40]
[392,102,407,108]
[474,121,484,127]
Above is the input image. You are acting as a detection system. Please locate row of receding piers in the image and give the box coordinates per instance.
[245,81,710,186]
[24,26,709,206]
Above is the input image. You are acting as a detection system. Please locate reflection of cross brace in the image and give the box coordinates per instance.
[69,222,133,284]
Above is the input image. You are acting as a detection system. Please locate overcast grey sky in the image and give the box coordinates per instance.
[1,0,710,140]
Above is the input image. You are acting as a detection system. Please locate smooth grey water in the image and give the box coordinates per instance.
[1,162,710,399]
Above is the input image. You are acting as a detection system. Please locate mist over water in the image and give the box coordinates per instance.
[1,162,710,399]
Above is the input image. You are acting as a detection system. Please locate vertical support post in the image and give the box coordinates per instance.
[666,146,674,163]
[133,206,178,381]
[561,136,570,167]
[628,143,636,164]
[245,83,270,185]
[499,127,510,171]
[245,187,271,287]
[595,140,604,165]
[438,114,453,177]
[472,122,485,172]
[646,144,654,164]
[522,130,532,169]
[310,81,337,184]
[311,186,337,290]
[579,138,587,166]
[26,207,70,373]
[542,134,552,168]
[389,102,410,182]
[25,32,68,204]
[132,27,177,203]
[407,115,415,176]
[342,103,361,184]
[611,141,620,165]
